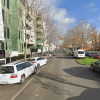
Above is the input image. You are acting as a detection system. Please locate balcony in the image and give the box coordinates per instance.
[26,23,31,30]
[37,21,42,25]
[37,45,43,49]
[26,20,33,27]
[36,29,43,33]
[37,43,43,45]
[37,40,43,45]
[36,16,42,21]
[0,50,10,58]
[26,12,33,22]
[37,36,43,39]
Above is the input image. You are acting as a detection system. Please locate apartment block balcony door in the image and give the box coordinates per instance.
[1,43,4,50]
[0,43,5,58]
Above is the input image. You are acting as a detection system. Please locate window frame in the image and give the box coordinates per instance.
[7,0,9,9]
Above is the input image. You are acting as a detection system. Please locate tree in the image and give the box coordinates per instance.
[87,25,98,51]
[63,19,89,50]
[29,0,59,53]
[46,20,62,47]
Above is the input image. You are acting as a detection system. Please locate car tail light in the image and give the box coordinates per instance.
[10,74,18,78]
[32,61,36,63]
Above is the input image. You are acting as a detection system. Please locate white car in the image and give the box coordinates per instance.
[0,61,37,84]
[74,49,85,58]
[28,57,48,68]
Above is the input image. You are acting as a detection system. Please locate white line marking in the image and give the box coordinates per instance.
[11,66,45,100]
[33,60,53,100]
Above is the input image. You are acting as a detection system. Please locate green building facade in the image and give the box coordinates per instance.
[0,0,45,59]
[1,0,24,56]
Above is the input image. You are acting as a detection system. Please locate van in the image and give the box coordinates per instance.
[0,61,37,84]
[74,49,85,58]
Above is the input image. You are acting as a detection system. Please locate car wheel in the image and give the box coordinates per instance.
[90,65,94,71]
[33,67,37,74]
[37,64,40,68]
[20,75,25,84]
[45,61,48,65]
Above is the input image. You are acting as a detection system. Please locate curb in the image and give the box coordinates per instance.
[75,60,90,67]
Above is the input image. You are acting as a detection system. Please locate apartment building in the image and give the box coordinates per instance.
[0,0,36,64]
[21,0,36,55]
[33,9,47,53]
[0,0,25,58]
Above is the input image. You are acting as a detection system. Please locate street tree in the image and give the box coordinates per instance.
[87,25,98,51]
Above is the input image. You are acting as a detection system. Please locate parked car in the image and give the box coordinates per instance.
[42,53,49,59]
[93,53,100,59]
[85,51,89,56]
[0,61,37,84]
[88,52,94,57]
[90,60,100,72]
[28,57,48,68]
[74,49,85,58]
[47,52,54,58]
[69,51,74,56]
[50,52,55,56]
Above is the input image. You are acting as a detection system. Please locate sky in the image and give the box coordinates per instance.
[28,0,100,34]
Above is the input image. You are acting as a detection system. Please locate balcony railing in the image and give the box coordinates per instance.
[37,36,43,39]
[0,55,5,59]
[37,43,43,45]
[36,29,43,33]
[37,21,42,25]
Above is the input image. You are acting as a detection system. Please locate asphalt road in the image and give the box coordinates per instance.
[0,50,100,100]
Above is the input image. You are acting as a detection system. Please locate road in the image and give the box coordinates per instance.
[0,50,100,100]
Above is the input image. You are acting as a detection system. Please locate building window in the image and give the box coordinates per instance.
[2,9,4,22]
[8,14,11,24]
[19,9,22,17]
[19,31,20,39]
[1,43,4,50]
[22,43,23,52]
[7,0,9,9]
[7,28,10,39]
[6,43,7,50]
[22,22,23,29]
[18,19,19,26]
[20,43,21,52]
[4,0,5,6]
[4,27,6,38]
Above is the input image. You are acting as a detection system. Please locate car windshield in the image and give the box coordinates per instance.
[28,59,35,61]
[78,51,84,54]
[0,66,14,74]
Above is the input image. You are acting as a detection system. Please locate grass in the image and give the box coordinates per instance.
[77,56,99,65]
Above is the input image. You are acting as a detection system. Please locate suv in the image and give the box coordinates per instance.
[0,61,37,84]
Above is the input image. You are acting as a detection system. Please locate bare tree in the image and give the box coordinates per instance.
[46,19,62,46]
[29,0,58,53]
[63,19,89,50]
[87,25,98,51]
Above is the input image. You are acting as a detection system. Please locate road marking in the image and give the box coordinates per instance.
[33,59,54,100]
[11,66,45,100]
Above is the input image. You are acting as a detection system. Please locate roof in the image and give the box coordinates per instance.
[28,57,39,59]
[2,60,27,66]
